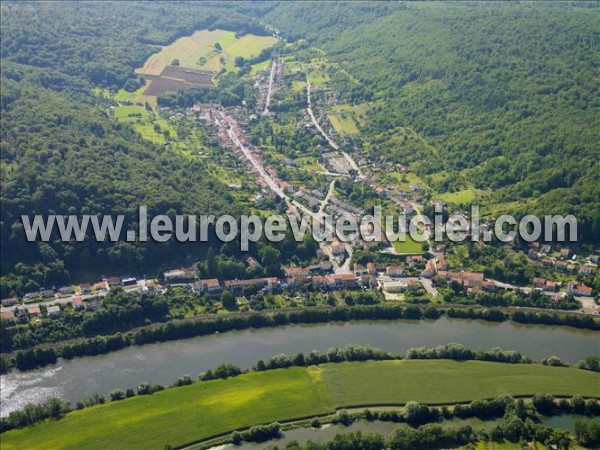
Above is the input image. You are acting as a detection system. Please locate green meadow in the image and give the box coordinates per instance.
[392,234,424,254]
[112,105,176,144]
[328,113,359,135]
[1,367,331,450]
[321,360,600,407]
[439,188,478,205]
[3,360,598,450]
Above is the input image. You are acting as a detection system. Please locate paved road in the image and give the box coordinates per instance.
[216,111,286,199]
[262,60,276,115]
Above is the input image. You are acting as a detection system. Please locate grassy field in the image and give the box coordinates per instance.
[136,29,276,76]
[296,156,325,172]
[307,63,330,84]
[1,367,332,450]
[321,360,600,407]
[292,80,307,92]
[328,113,359,135]
[386,171,428,191]
[392,234,424,254]
[3,361,598,449]
[439,188,477,204]
[136,29,233,75]
[329,102,372,127]
[250,59,271,74]
[112,105,176,144]
[225,34,277,59]
[112,105,151,121]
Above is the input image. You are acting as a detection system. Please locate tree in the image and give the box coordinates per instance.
[334,409,352,426]
[578,355,600,372]
[109,389,125,401]
[546,428,572,450]
[234,56,245,67]
[574,419,600,448]
[220,289,236,309]
[259,245,280,268]
[170,59,180,66]
[214,42,222,51]
[501,414,525,442]
[404,401,431,426]
[231,431,242,445]
[206,247,216,277]
[542,356,563,367]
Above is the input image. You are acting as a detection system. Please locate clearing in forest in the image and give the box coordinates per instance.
[135,29,277,98]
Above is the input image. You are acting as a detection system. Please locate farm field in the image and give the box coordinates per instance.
[321,360,600,407]
[1,367,332,450]
[3,361,598,450]
[136,29,235,75]
[135,29,277,97]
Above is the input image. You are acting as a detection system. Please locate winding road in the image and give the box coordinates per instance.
[306,78,363,178]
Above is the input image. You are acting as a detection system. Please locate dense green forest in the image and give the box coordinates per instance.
[1,2,598,296]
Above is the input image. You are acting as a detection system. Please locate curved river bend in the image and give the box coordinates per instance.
[2,316,599,416]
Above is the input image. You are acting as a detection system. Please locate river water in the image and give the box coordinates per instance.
[2,316,599,416]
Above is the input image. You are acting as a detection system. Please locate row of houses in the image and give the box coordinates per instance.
[191,259,426,298]
[193,274,355,296]
[1,276,139,308]
[1,297,85,323]
[537,257,597,275]
[355,262,423,278]
[283,261,334,278]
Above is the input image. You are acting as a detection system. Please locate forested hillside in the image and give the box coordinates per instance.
[0,2,267,296]
[260,2,600,239]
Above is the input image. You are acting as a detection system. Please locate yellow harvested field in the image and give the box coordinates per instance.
[137,29,277,77]
[224,34,278,58]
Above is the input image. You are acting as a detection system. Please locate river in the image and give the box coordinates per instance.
[2,316,599,416]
